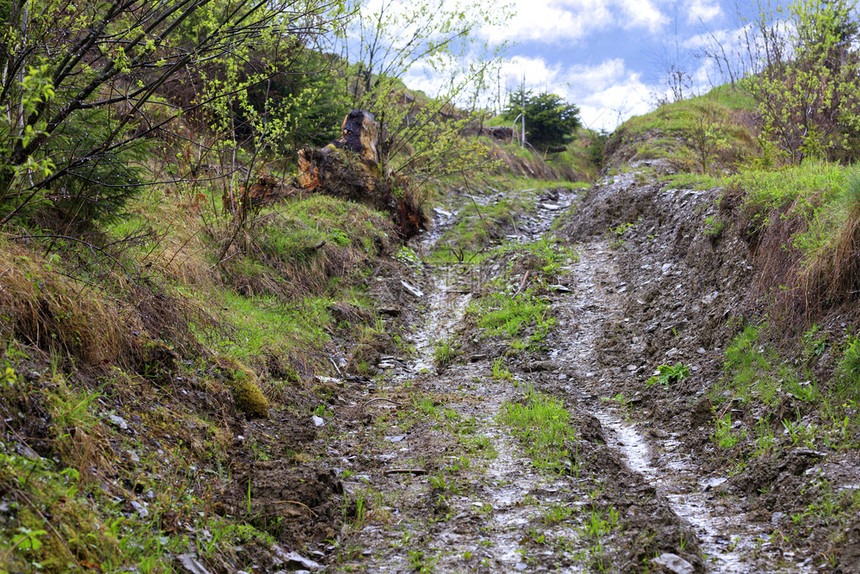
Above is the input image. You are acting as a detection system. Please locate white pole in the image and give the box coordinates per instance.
[520,76,526,148]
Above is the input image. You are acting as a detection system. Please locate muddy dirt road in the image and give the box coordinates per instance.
[328,174,820,573]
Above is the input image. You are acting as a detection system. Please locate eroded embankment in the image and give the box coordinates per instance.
[557,159,858,572]
[325,158,860,573]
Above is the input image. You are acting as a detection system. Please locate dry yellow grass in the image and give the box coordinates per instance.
[0,236,140,365]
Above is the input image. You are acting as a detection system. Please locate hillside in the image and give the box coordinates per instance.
[3,78,860,574]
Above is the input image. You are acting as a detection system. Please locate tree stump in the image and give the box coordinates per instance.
[297,110,425,239]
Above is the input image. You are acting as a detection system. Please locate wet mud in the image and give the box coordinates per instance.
[304,162,857,572]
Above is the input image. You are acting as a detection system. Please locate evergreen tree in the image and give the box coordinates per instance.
[504,89,581,151]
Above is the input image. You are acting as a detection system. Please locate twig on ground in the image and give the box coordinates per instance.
[383,468,428,476]
[360,398,404,411]
[513,270,531,297]
[274,500,317,518]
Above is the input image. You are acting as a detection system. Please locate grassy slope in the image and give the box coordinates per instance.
[0,169,405,570]
[606,85,759,174]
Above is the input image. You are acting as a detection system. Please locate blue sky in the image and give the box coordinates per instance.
[478,0,793,130]
[399,0,791,131]
[352,0,795,131]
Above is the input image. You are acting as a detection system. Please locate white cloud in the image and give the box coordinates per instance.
[480,0,613,45]
[618,0,668,34]
[501,56,658,130]
[686,0,722,24]
[479,0,674,46]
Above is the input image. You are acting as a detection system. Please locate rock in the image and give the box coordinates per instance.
[400,280,424,298]
[651,553,694,574]
[312,415,325,427]
[314,375,343,386]
[107,413,128,430]
[175,554,213,574]
[702,476,727,491]
[130,500,148,517]
[17,443,40,460]
[578,414,605,444]
[271,544,324,570]
[689,396,712,429]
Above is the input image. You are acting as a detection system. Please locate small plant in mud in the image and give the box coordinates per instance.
[582,507,618,538]
[428,470,461,494]
[491,357,513,381]
[500,385,577,473]
[646,363,690,387]
[608,220,637,250]
[413,395,438,417]
[836,336,860,400]
[432,337,458,368]
[408,549,439,572]
[539,502,575,525]
[802,323,828,363]
[713,413,743,449]
[754,418,776,457]
[395,245,423,273]
[463,434,498,459]
[525,528,546,544]
[703,215,726,238]
[345,488,390,529]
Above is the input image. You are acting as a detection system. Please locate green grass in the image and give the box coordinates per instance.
[711,320,860,460]
[539,502,575,525]
[500,386,577,473]
[432,337,459,368]
[613,84,758,172]
[491,357,513,381]
[193,289,332,364]
[646,363,690,387]
[493,236,577,280]
[730,159,850,231]
[714,324,813,407]
[660,172,725,190]
[472,292,556,352]
[432,191,534,261]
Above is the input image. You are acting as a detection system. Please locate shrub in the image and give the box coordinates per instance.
[744,0,860,163]
[836,337,860,399]
[646,363,690,387]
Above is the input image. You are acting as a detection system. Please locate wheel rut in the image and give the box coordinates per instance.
[333,184,814,573]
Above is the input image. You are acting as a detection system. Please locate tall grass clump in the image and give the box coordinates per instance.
[500,386,576,472]
[836,337,860,401]
[795,170,860,306]
[730,161,860,318]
